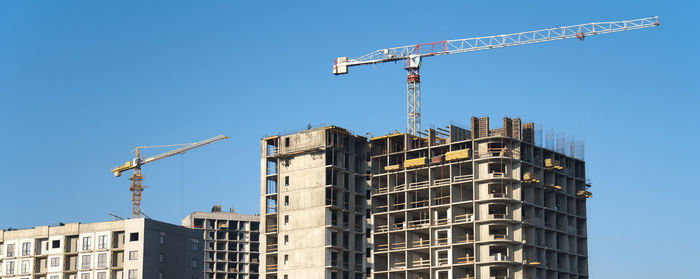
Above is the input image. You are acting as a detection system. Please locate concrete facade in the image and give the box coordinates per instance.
[0,218,203,279]
[260,126,369,279]
[182,207,260,279]
[369,117,590,279]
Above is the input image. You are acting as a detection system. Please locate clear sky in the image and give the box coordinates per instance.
[1,1,697,278]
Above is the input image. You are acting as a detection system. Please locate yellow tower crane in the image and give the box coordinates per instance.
[111,135,229,218]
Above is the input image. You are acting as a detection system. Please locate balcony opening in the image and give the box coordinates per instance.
[489,246,508,261]
[488,225,508,240]
[488,204,508,219]
[489,266,508,279]
[435,250,449,266]
[488,183,509,198]
[433,209,449,226]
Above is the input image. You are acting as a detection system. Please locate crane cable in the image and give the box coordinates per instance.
[180,154,185,219]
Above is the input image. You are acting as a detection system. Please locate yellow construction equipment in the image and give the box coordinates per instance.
[545,158,563,170]
[404,157,427,168]
[522,172,540,184]
[577,190,593,198]
[384,164,402,172]
[445,149,470,161]
[111,135,228,218]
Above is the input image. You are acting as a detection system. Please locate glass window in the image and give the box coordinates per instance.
[50,276,59,279]
[82,237,92,251]
[191,240,199,251]
[51,257,60,267]
[159,254,164,263]
[81,254,91,269]
[20,260,29,274]
[97,253,107,268]
[81,273,91,279]
[191,259,199,269]
[98,235,107,249]
[97,272,107,279]
[6,244,15,257]
[129,233,139,242]
[129,251,138,261]
[128,269,138,279]
[160,232,165,245]
[21,242,31,256]
[6,261,15,275]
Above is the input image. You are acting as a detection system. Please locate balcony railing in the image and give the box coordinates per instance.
[390,262,407,271]
[454,234,474,244]
[434,217,450,226]
[435,237,449,246]
[410,199,429,208]
[412,258,430,268]
[266,264,278,272]
[488,213,508,220]
[490,234,508,240]
[433,178,451,186]
[489,254,509,261]
[454,214,474,223]
[391,202,406,211]
[475,148,520,159]
[266,244,278,252]
[411,239,430,248]
[391,222,405,231]
[407,219,429,229]
[390,242,406,250]
[408,181,429,189]
[434,196,450,205]
[456,255,475,264]
[453,174,474,183]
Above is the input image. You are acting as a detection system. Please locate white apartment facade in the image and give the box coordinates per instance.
[0,218,203,279]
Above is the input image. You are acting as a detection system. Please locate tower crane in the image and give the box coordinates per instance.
[333,16,660,135]
[111,135,229,218]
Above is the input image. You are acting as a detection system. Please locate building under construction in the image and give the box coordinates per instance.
[368,117,590,279]
[260,126,370,279]
[182,205,261,279]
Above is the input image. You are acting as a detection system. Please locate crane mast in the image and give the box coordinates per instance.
[333,16,660,135]
[111,135,228,218]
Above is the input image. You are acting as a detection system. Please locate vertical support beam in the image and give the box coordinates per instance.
[406,68,421,135]
[129,168,144,218]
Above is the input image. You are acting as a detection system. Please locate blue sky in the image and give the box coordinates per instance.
[1,1,698,278]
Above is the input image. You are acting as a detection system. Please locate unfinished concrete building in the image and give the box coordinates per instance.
[369,117,591,279]
[0,218,203,279]
[182,206,261,279]
[260,126,369,279]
